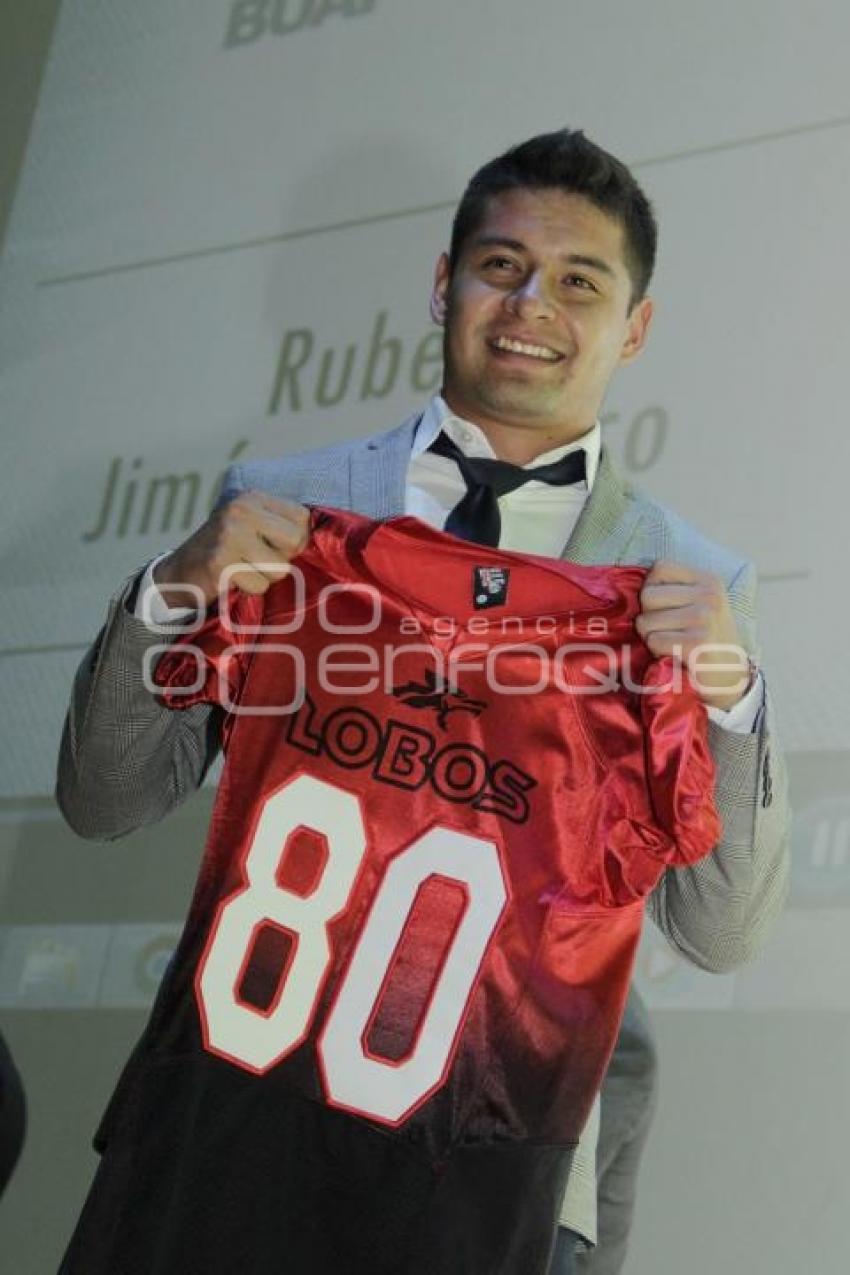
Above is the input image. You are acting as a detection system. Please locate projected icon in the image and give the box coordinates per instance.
[99,925,181,1008]
[790,798,850,906]
[20,937,80,998]
[0,927,109,1008]
[133,933,177,997]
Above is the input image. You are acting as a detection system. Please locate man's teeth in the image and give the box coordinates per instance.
[493,337,559,361]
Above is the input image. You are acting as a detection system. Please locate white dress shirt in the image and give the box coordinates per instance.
[407,395,600,558]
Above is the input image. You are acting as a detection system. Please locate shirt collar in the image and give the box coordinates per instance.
[412,394,601,490]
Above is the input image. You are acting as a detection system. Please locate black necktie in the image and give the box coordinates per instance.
[429,430,587,547]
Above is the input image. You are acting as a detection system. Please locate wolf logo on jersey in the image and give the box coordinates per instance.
[392,667,489,729]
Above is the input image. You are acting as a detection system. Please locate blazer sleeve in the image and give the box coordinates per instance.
[645,558,792,972]
[55,466,245,840]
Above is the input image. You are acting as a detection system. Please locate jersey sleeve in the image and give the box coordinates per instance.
[153,592,263,711]
[638,654,722,866]
[575,654,722,906]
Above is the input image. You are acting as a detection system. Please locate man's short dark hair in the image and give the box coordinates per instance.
[449,129,657,310]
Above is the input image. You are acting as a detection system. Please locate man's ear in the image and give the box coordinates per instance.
[619,296,654,365]
[430,252,451,325]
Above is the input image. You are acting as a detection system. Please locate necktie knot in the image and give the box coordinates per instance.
[428,429,586,547]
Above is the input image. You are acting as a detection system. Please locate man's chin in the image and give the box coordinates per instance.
[475,388,562,425]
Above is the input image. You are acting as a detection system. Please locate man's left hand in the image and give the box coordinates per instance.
[635,560,753,712]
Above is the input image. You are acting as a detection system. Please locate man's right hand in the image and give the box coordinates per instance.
[152,492,311,610]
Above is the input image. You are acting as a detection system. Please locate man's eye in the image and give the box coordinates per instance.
[565,275,596,291]
[482,256,517,271]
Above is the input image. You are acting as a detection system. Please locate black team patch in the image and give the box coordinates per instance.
[472,566,510,609]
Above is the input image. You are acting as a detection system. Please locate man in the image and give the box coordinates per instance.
[57,129,790,1273]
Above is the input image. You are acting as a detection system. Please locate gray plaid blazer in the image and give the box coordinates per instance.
[56,413,791,1267]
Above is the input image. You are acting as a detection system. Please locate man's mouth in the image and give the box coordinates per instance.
[489,335,563,362]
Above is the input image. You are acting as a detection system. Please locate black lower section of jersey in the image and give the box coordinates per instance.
[59,1056,575,1275]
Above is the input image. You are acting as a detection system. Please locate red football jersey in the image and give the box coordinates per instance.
[62,509,720,1275]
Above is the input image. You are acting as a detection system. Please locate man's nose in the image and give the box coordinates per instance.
[505,270,556,318]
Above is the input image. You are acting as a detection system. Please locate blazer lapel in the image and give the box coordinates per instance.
[348,413,420,518]
[562,444,649,566]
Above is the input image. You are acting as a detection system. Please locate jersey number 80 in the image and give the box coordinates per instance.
[196,774,509,1126]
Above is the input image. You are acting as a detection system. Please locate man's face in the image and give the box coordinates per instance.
[431,188,653,458]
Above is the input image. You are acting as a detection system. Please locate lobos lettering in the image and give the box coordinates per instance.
[287,693,537,824]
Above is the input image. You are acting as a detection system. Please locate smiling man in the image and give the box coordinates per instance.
[430,186,652,465]
[57,129,790,1275]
